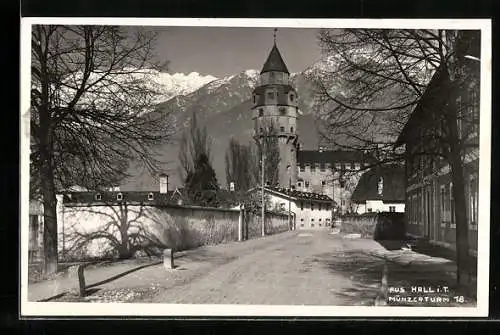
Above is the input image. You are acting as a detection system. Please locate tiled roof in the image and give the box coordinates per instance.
[297,150,376,165]
[351,165,405,203]
[265,186,334,203]
[261,43,290,74]
[62,190,183,205]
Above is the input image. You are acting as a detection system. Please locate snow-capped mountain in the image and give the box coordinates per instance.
[148,70,218,101]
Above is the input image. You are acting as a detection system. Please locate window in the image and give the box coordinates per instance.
[389,206,396,212]
[280,126,285,132]
[260,127,263,133]
[456,96,463,139]
[319,218,322,222]
[321,181,326,186]
[301,223,304,227]
[470,176,478,224]
[300,202,304,210]
[259,108,263,117]
[117,193,123,201]
[298,182,302,187]
[311,203,315,211]
[367,208,373,212]
[301,218,304,221]
[290,94,295,102]
[311,223,315,228]
[279,107,286,115]
[341,200,345,206]
[450,183,455,225]
[319,204,322,211]
[305,181,309,188]
[440,185,446,223]
[290,126,294,133]
[311,218,314,221]
[319,223,322,227]
[95,193,102,201]
[148,192,154,201]
[253,95,256,104]
[267,91,275,100]
[300,165,305,172]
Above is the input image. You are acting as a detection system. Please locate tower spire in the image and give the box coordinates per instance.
[273,28,278,45]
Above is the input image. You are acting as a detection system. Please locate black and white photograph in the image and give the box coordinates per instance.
[20,18,491,317]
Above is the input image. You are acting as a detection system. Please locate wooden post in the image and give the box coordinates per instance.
[77,264,86,297]
[238,205,244,242]
[163,248,174,270]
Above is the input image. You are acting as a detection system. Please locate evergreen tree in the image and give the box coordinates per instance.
[185,153,220,206]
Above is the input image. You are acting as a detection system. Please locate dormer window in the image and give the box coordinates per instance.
[116,193,123,201]
[148,192,154,201]
[95,193,102,201]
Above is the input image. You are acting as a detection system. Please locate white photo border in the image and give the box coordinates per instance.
[19,18,492,318]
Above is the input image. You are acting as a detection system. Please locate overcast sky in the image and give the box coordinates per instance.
[150,27,322,77]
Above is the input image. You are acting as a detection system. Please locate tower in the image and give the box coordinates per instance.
[252,30,299,188]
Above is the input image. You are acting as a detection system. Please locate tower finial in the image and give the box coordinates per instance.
[273,28,278,44]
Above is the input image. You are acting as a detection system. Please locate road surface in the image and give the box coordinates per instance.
[139,230,383,305]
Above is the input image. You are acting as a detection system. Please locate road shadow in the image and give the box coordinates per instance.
[86,261,162,290]
[313,251,383,305]
[376,237,477,277]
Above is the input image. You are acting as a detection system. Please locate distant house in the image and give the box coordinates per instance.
[251,186,335,230]
[296,149,375,215]
[350,165,405,214]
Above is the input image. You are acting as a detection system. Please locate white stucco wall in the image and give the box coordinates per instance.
[267,192,332,229]
[354,200,405,214]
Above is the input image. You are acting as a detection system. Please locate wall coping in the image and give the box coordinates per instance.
[63,201,289,217]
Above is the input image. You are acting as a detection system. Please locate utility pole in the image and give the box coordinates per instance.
[288,174,292,231]
[261,150,266,237]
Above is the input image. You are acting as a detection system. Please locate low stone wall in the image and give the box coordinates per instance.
[340,214,378,238]
[59,202,289,260]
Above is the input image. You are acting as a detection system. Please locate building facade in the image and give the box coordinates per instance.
[396,63,479,252]
[263,186,334,229]
[253,39,376,216]
[350,164,406,214]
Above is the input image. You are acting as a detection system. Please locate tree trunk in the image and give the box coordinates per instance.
[450,155,470,285]
[445,68,471,286]
[40,152,58,275]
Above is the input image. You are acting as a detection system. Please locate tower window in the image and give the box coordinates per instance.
[322,181,326,186]
[279,107,286,115]
[290,94,295,102]
[305,181,309,188]
[267,92,275,100]
[258,108,263,117]
[253,95,256,104]
[260,127,263,133]
[280,126,285,132]
[290,126,294,133]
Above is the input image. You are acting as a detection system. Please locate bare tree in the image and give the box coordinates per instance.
[252,120,281,187]
[30,25,175,275]
[310,29,480,285]
[178,112,213,181]
[225,138,254,192]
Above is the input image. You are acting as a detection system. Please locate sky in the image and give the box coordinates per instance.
[150,27,323,77]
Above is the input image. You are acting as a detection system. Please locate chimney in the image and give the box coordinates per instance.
[159,174,169,194]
